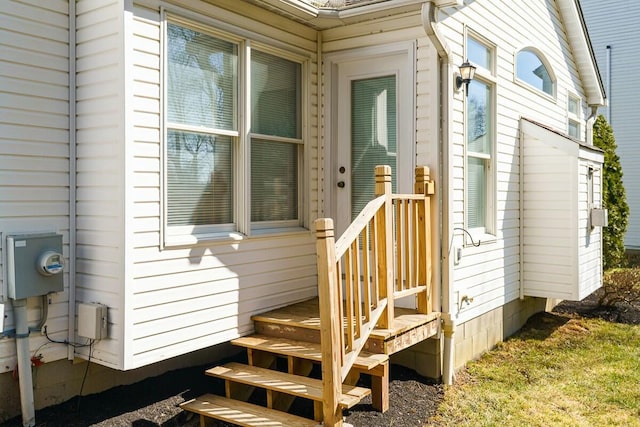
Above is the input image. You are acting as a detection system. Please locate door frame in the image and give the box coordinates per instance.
[322,41,417,232]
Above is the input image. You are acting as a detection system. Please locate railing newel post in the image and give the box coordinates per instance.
[315,218,343,427]
[415,166,433,314]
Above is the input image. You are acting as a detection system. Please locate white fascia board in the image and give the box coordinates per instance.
[557,0,606,106]
[433,0,462,7]
[256,0,426,28]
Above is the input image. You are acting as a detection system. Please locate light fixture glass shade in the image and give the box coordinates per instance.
[459,60,476,81]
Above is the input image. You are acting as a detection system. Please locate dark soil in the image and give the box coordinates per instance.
[3,269,639,427]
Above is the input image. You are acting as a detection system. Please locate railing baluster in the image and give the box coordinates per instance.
[395,200,402,292]
[370,217,379,307]
[404,199,410,291]
[345,248,354,352]
[362,222,372,322]
[412,199,419,290]
[352,239,362,339]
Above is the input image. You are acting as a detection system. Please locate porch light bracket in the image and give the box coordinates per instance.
[456,60,476,96]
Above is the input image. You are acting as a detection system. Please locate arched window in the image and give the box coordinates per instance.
[516,48,555,96]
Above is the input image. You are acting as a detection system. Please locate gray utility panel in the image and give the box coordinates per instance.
[7,233,64,299]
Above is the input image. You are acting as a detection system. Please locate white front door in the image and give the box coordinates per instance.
[331,48,414,236]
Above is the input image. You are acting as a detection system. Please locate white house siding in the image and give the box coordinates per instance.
[74,0,126,368]
[581,0,640,249]
[438,0,589,323]
[0,1,70,374]
[124,1,320,369]
[577,153,603,298]
[522,126,578,299]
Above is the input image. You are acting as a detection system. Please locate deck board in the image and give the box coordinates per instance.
[252,297,440,343]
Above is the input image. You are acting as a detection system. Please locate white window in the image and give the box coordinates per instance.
[465,33,496,237]
[568,93,581,139]
[516,48,555,97]
[164,18,304,243]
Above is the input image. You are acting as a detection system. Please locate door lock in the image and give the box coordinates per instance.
[339,166,346,174]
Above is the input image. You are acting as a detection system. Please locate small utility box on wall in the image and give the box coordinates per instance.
[7,233,64,299]
[78,302,108,340]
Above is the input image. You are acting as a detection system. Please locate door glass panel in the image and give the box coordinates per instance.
[351,75,397,220]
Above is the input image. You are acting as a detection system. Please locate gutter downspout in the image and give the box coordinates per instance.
[67,0,77,362]
[421,2,456,385]
[519,128,525,300]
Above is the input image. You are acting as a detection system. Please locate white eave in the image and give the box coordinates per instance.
[557,0,606,106]
[245,0,453,29]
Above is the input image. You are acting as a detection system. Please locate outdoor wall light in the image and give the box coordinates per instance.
[456,60,476,96]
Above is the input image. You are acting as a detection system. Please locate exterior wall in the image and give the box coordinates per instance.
[438,0,590,323]
[520,122,603,301]
[522,131,578,299]
[0,0,71,381]
[74,0,127,369]
[120,0,320,369]
[581,0,640,249]
[577,153,604,299]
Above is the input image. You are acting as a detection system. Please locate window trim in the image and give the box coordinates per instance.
[514,46,557,99]
[567,92,582,140]
[161,12,308,248]
[464,29,497,243]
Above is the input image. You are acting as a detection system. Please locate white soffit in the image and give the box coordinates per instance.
[557,0,606,106]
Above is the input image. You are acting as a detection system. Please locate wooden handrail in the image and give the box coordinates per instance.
[315,165,435,427]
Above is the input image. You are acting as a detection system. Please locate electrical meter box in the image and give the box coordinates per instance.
[7,233,64,299]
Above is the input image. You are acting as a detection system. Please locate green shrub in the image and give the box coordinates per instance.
[598,268,640,307]
[593,115,629,270]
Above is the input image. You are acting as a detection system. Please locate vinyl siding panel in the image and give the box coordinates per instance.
[123,2,319,369]
[0,0,70,374]
[581,0,640,248]
[521,119,603,300]
[74,0,125,369]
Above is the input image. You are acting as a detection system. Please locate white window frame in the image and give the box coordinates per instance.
[464,30,497,242]
[567,92,582,140]
[161,13,307,247]
[514,46,557,99]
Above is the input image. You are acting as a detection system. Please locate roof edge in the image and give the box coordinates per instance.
[556,0,606,106]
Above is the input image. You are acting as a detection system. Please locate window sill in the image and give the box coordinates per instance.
[464,230,496,248]
[163,227,310,249]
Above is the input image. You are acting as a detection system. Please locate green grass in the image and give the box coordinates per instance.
[429,313,640,426]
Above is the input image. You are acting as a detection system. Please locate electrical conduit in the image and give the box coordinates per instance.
[12,298,35,427]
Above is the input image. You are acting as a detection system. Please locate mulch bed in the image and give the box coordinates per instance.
[3,288,639,427]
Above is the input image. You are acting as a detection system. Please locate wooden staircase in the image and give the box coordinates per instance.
[181,166,439,427]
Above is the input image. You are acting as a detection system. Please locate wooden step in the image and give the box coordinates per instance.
[231,334,389,372]
[181,393,317,427]
[206,362,370,409]
[251,297,441,355]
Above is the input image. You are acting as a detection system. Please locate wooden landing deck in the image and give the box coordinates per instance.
[252,298,441,355]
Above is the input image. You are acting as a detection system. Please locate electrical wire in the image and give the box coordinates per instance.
[44,326,92,348]
[447,227,482,257]
[76,339,95,412]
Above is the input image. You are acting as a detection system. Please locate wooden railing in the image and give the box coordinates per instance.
[315,165,435,426]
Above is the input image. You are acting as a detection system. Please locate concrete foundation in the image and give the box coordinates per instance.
[393,297,554,379]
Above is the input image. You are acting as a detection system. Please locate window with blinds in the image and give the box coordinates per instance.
[465,32,495,235]
[467,80,492,229]
[164,18,304,240]
[250,50,301,224]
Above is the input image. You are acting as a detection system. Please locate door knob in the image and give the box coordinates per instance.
[337,181,345,188]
